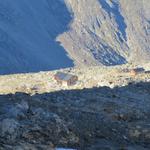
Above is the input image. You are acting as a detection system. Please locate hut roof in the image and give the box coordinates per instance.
[55,72,76,81]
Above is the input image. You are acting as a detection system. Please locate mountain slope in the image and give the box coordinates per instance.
[0,0,74,74]
[0,0,150,74]
[59,0,150,66]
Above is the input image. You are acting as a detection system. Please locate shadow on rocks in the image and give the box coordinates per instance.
[0,81,150,149]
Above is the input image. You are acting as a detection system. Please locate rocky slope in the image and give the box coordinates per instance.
[0,0,150,74]
[59,0,150,66]
[0,64,150,149]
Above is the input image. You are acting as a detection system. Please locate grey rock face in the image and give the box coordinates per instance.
[59,0,150,66]
[7,101,29,119]
[0,118,20,143]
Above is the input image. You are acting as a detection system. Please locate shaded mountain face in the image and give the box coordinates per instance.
[0,0,150,74]
[0,0,74,74]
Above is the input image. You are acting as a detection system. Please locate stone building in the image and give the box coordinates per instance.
[54,72,78,86]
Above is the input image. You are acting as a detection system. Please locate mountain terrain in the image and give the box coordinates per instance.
[0,63,150,149]
[0,0,150,74]
[59,0,150,66]
[0,0,150,149]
